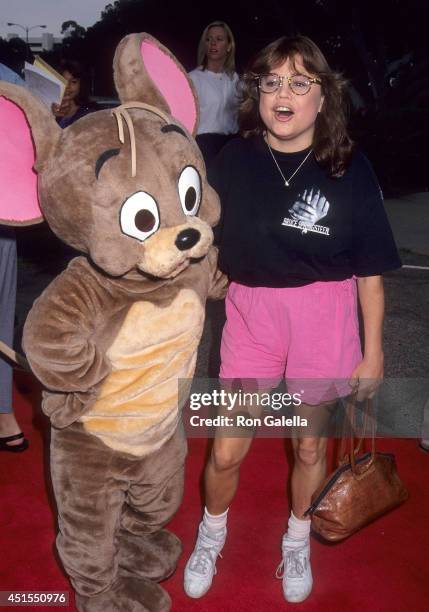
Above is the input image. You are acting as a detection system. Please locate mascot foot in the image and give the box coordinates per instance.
[75,576,171,612]
[119,529,182,582]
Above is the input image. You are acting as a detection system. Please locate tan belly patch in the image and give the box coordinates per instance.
[80,289,204,456]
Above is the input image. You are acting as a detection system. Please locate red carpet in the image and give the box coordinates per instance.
[1,372,428,611]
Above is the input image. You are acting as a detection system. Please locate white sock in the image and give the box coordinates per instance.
[285,511,311,545]
[203,507,228,535]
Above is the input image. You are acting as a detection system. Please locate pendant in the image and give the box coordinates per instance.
[285,180,290,187]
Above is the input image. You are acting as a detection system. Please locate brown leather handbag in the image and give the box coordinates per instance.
[304,398,408,542]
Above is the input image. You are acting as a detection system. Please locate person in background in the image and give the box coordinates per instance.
[0,61,23,85]
[189,21,239,167]
[0,61,28,452]
[52,60,93,128]
[183,35,401,603]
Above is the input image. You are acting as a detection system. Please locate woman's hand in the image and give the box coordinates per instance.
[350,275,385,401]
[51,93,72,118]
[349,352,384,401]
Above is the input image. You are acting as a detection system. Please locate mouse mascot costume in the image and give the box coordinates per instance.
[0,33,226,611]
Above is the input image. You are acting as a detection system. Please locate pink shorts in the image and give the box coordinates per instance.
[220,280,362,405]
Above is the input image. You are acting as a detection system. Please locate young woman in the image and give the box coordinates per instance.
[52,60,92,128]
[184,35,401,603]
[189,21,239,167]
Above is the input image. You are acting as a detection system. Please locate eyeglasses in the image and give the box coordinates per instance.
[256,73,322,95]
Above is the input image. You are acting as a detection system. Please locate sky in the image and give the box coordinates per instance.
[0,0,108,39]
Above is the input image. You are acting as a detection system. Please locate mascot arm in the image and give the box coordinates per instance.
[23,264,111,395]
[207,246,229,300]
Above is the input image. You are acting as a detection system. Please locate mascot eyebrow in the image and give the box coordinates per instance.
[111,102,188,178]
[94,125,187,180]
[95,148,120,179]
[161,124,188,139]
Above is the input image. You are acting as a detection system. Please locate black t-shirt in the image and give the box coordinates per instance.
[210,136,401,287]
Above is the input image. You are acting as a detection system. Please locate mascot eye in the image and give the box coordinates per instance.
[120,192,160,242]
[178,166,201,216]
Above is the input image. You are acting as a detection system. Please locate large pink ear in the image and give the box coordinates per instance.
[140,38,197,135]
[0,97,42,225]
[113,33,199,135]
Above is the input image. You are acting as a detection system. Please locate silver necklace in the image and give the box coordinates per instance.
[266,140,313,187]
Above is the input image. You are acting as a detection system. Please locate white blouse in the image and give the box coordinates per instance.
[189,68,239,136]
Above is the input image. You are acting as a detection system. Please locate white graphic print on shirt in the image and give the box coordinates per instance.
[282,187,331,236]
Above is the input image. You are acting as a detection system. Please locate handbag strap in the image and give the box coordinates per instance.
[337,393,361,462]
[349,399,376,473]
[338,395,376,474]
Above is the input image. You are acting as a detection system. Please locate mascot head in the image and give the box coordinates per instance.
[0,33,220,278]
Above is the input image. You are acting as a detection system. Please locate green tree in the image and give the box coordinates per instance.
[61,21,87,40]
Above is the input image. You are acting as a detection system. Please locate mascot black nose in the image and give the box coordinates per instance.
[175,228,201,251]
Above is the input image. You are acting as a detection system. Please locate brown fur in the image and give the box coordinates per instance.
[0,32,227,611]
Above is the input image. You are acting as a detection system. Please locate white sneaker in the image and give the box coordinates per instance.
[184,522,226,598]
[276,535,313,603]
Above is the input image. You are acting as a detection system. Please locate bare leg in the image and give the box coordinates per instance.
[184,399,261,599]
[281,441,320,604]
[205,435,254,515]
[0,412,24,446]
[290,401,335,517]
[291,436,328,518]
[205,388,266,514]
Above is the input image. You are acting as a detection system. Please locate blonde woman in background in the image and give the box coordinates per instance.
[189,21,240,167]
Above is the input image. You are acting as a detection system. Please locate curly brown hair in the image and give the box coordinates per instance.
[240,35,354,177]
